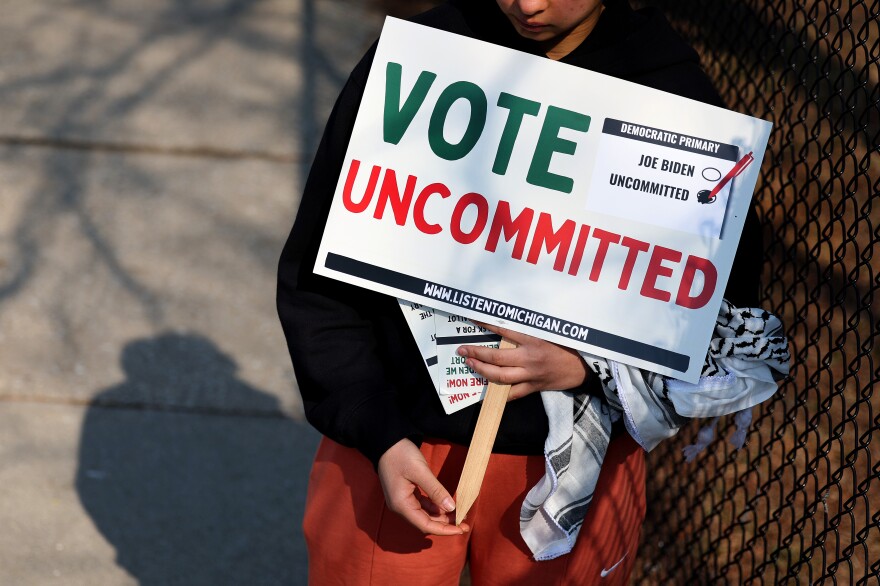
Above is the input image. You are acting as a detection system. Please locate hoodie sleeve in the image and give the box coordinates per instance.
[276,44,423,467]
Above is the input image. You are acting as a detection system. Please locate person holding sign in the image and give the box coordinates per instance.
[277,0,767,584]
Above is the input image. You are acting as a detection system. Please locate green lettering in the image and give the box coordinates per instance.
[492,93,541,176]
[383,62,437,145]
[526,106,591,194]
[428,81,488,161]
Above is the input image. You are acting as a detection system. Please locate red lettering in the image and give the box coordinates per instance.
[485,200,534,259]
[526,212,576,271]
[450,193,489,244]
[413,182,450,234]
[373,169,417,225]
[618,237,650,290]
[342,159,380,213]
[567,224,591,276]
[589,228,622,282]
[676,255,718,309]
[640,246,682,302]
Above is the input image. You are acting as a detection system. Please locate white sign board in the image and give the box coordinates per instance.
[315,18,772,383]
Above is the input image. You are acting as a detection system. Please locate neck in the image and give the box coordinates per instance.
[541,5,605,61]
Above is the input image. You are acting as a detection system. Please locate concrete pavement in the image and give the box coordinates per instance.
[0,1,389,583]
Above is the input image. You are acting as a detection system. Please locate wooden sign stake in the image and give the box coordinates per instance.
[455,338,517,525]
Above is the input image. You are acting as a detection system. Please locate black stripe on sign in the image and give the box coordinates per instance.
[436,334,502,346]
[426,356,438,367]
[602,118,739,161]
[324,253,689,372]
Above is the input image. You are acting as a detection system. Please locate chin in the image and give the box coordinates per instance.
[515,26,556,41]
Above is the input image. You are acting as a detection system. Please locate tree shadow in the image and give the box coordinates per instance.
[75,332,320,585]
[0,0,357,324]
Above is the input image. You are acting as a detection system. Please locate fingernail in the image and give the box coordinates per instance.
[442,498,455,512]
[456,347,466,356]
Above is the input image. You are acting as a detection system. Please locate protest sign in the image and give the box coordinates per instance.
[397,299,439,386]
[316,18,772,383]
[398,301,500,414]
[435,312,499,413]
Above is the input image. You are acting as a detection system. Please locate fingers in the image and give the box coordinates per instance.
[405,459,457,517]
[457,324,588,396]
[471,321,535,344]
[465,353,537,398]
[457,343,523,368]
[464,355,531,386]
[507,382,536,402]
[393,489,465,536]
[378,440,467,536]
[416,491,441,516]
[415,492,471,532]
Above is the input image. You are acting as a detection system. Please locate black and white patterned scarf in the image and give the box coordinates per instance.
[520,299,790,560]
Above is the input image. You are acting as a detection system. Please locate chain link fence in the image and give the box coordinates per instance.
[371,1,879,582]
[631,1,879,583]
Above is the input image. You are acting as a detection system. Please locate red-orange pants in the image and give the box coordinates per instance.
[303,435,645,585]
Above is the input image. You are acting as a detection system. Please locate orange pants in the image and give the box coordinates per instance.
[303,435,645,585]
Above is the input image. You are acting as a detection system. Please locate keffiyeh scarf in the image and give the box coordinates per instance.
[520,300,790,560]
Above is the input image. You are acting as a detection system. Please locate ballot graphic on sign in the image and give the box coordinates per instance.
[586,119,745,240]
[315,18,772,383]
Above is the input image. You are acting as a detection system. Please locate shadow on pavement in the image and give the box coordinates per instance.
[75,332,319,585]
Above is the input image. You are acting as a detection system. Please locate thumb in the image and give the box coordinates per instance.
[407,462,456,513]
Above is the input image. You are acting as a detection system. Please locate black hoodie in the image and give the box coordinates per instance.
[277,0,763,467]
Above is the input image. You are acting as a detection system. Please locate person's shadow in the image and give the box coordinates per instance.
[76,333,319,585]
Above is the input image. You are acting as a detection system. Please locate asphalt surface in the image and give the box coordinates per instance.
[0,1,385,583]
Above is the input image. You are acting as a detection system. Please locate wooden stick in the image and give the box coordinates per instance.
[455,338,517,525]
